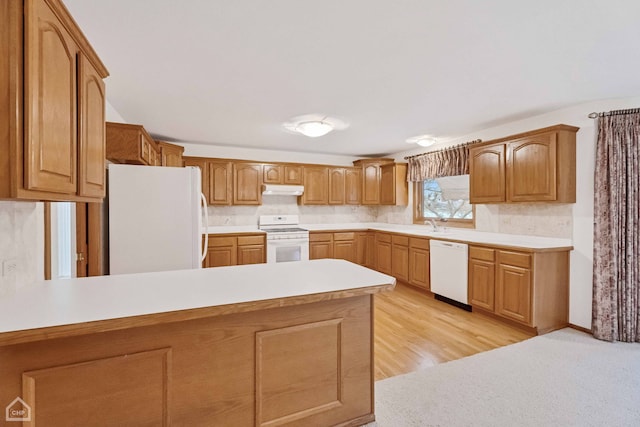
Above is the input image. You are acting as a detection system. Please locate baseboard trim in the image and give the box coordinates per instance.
[568,323,592,334]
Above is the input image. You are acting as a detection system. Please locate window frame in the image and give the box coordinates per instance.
[412,181,475,228]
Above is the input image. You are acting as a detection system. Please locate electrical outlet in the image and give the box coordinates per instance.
[2,259,18,277]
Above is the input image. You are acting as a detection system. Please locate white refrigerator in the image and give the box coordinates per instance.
[108,164,208,275]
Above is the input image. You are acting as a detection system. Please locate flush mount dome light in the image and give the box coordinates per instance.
[283,114,348,138]
[295,121,334,137]
[406,134,437,147]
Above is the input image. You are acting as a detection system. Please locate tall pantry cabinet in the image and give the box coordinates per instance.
[1,0,109,202]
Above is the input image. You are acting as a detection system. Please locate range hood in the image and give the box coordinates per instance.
[262,184,304,196]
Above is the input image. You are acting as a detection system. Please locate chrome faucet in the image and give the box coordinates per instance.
[427,218,439,232]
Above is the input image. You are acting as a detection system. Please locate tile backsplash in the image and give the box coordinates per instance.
[206,197,573,239]
[475,203,573,238]
[206,196,378,226]
[0,202,43,296]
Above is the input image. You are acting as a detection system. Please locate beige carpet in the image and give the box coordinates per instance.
[368,328,640,426]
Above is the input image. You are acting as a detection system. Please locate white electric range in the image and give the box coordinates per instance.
[258,215,310,263]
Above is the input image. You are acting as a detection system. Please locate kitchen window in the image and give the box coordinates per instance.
[413,176,474,227]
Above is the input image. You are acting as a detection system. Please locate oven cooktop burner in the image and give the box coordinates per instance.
[263,227,308,233]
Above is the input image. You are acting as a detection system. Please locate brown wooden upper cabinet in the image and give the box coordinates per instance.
[329,168,346,204]
[263,164,302,185]
[1,0,109,202]
[156,141,184,167]
[208,161,233,205]
[345,167,362,205]
[301,166,329,205]
[106,122,160,166]
[469,125,578,204]
[233,163,262,205]
[353,159,408,206]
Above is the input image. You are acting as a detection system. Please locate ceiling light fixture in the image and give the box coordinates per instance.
[406,135,437,147]
[294,121,334,138]
[283,114,348,138]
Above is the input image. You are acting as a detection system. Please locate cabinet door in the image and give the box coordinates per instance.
[237,235,265,265]
[77,55,106,198]
[469,143,506,203]
[208,161,232,205]
[309,241,333,259]
[329,168,345,205]
[302,166,329,204]
[469,258,495,311]
[233,163,262,205]
[391,243,409,282]
[376,241,392,275]
[380,164,396,205]
[262,164,282,184]
[496,263,532,324]
[204,236,237,267]
[345,168,362,205]
[362,164,380,205]
[283,164,302,184]
[365,233,376,268]
[333,234,357,263]
[159,143,184,167]
[356,232,368,266]
[24,0,79,194]
[204,246,236,267]
[237,245,265,265]
[409,247,430,290]
[507,134,557,202]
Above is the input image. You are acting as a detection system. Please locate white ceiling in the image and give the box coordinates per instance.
[65,0,640,157]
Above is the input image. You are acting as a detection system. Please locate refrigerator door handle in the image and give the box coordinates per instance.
[200,193,209,263]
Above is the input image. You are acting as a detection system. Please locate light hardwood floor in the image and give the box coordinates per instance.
[374,283,534,380]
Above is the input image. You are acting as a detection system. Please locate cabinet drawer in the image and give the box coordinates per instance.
[409,237,430,250]
[469,246,495,262]
[208,236,236,247]
[333,232,355,241]
[376,233,392,243]
[237,235,264,246]
[392,235,409,246]
[309,233,333,242]
[499,250,531,268]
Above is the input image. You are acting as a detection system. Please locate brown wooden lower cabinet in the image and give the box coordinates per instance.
[391,235,409,282]
[0,293,379,426]
[333,232,357,263]
[408,237,430,290]
[375,233,392,275]
[237,235,266,265]
[309,233,334,259]
[204,236,237,267]
[469,246,496,310]
[204,234,265,267]
[468,245,569,334]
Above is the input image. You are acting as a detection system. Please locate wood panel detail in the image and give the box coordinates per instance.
[255,319,342,427]
[24,0,78,194]
[22,348,171,426]
[0,293,375,426]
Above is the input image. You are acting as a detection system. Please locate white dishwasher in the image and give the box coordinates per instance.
[430,240,469,306]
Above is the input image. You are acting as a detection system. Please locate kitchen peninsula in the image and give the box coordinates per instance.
[0,259,394,426]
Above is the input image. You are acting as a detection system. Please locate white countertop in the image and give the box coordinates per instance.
[204,222,572,250]
[0,259,394,335]
[301,222,572,250]
[205,225,264,234]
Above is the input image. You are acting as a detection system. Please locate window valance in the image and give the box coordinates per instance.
[405,139,481,182]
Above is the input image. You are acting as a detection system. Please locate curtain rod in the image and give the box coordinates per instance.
[404,139,481,160]
[588,108,640,118]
